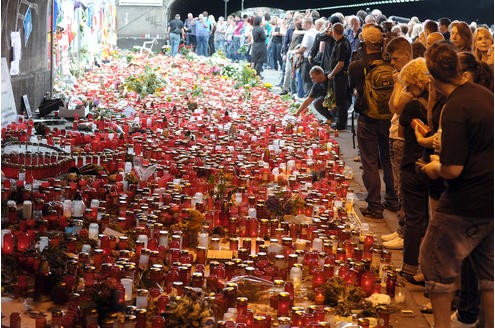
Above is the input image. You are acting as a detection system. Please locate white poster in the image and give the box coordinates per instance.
[1,58,18,128]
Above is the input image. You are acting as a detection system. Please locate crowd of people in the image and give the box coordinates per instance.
[168,8,494,328]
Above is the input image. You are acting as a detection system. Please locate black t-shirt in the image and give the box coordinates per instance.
[399,99,427,169]
[169,19,184,34]
[272,27,282,44]
[309,75,331,99]
[438,82,494,217]
[330,37,351,76]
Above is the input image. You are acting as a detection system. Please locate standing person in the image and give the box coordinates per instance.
[225,16,235,59]
[243,16,254,63]
[381,36,413,250]
[251,16,268,76]
[348,24,397,218]
[420,40,493,328]
[292,16,317,97]
[345,15,362,56]
[450,21,473,52]
[184,13,196,50]
[438,17,451,40]
[215,16,227,54]
[396,58,431,284]
[208,15,217,56]
[232,15,246,62]
[472,27,494,65]
[195,14,210,57]
[327,23,351,130]
[270,17,284,71]
[168,14,184,57]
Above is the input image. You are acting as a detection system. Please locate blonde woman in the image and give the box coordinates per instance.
[396,57,431,285]
[472,27,494,65]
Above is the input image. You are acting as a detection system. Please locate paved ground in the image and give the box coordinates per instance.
[262,67,435,327]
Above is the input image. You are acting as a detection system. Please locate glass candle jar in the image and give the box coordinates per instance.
[136,289,149,308]
[277,292,291,317]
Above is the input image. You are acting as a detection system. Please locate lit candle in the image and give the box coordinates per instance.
[312,237,323,252]
[88,223,99,241]
[277,292,291,317]
[23,200,32,220]
[198,232,209,249]
[121,278,134,302]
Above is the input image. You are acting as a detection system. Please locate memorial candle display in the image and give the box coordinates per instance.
[0,52,396,327]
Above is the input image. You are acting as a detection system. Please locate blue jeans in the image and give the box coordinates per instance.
[196,35,209,57]
[295,67,305,98]
[170,33,181,56]
[420,211,493,293]
[356,114,397,211]
[232,36,241,61]
[215,39,225,54]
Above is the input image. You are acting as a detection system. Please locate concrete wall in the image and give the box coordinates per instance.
[1,0,51,114]
[116,2,168,40]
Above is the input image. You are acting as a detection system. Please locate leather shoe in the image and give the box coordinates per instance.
[360,207,383,219]
[279,90,288,95]
[400,272,425,286]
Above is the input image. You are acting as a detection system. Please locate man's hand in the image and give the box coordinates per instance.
[327,73,334,80]
[421,159,440,180]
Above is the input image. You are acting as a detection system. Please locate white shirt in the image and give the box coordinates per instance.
[389,113,404,140]
[300,28,317,58]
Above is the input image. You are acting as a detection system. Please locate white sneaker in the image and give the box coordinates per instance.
[450,311,478,328]
[383,236,404,250]
[381,231,399,242]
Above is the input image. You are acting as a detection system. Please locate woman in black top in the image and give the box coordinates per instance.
[251,16,267,76]
[396,57,431,283]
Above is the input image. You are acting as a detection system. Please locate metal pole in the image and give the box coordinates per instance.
[241,0,244,15]
[49,0,54,98]
[224,0,228,19]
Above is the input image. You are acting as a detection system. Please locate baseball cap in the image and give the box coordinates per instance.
[361,25,383,44]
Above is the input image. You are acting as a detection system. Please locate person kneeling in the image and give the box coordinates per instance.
[294,66,335,124]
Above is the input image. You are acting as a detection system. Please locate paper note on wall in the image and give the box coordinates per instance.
[1,58,18,128]
[11,32,21,60]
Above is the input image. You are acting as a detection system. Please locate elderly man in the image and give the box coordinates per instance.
[345,15,362,55]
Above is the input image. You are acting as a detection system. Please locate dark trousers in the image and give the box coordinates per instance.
[271,42,283,70]
[356,115,397,211]
[254,62,263,76]
[457,258,481,324]
[400,168,429,274]
[333,74,350,129]
[313,96,333,121]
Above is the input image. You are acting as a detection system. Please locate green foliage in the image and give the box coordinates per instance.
[122,65,164,96]
[323,277,367,317]
[220,63,260,89]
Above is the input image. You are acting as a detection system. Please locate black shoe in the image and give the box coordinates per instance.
[279,90,288,95]
[331,124,347,131]
[360,207,384,219]
[400,272,425,286]
[384,202,399,212]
